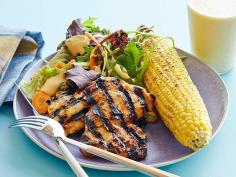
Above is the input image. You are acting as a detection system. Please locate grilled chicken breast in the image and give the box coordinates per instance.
[47,77,157,160]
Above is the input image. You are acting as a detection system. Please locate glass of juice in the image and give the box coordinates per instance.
[188,0,236,74]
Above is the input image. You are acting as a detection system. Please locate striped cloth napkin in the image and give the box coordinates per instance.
[0,26,44,106]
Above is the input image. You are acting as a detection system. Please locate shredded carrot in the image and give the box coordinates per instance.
[89,46,100,70]
[89,56,99,70]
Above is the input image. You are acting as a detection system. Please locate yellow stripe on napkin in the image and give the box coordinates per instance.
[0,35,21,61]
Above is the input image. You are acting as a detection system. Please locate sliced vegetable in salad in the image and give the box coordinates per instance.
[21,65,59,99]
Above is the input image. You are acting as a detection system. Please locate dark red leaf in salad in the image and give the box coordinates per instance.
[100,30,129,51]
[66,19,83,39]
[66,64,100,89]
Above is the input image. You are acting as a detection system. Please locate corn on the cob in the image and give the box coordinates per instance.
[143,37,212,151]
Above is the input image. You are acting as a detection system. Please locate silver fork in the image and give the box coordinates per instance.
[14,83,88,177]
[9,116,88,177]
[9,116,179,177]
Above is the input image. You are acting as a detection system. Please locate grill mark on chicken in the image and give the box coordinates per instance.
[98,78,146,145]
[57,115,67,124]
[52,109,61,117]
[84,114,111,149]
[84,88,112,134]
[83,114,109,149]
[52,108,67,124]
[84,115,103,139]
[67,128,85,139]
[50,96,59,103]
[95,78,125,126]
[91,105,114,132]
[95,78,146,154]
[112,79,137,123]
[95,79,129,146]
[84,87,130,156]
[49,93,73,105]
[48,91,89,134]
[67,109,88,123]
[65,96,83,107]
[133,87,148,113]
[129,126,146,145]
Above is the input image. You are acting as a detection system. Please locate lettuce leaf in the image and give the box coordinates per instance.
[116,41,144,78]
[21,77,40,99]
[82,17,99,32]
[21,65,59,99]
[39,66,58,78]
[113,41,150,86]
[133,51,150,86]
[82,17,110,35]
[77,46,94,62]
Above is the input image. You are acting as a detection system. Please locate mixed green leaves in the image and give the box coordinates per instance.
[66,17,110,39]
[116,41,150,86]
[116,42,144,77]
[77,46,94,62]
[82,17,99,32]
[82,17,110,35]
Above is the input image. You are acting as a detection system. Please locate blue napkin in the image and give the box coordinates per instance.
[0,27,44,106]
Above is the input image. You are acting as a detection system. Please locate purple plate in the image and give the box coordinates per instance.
[13,48,228,171]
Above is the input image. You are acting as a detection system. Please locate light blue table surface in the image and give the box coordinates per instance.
[0,0,235,177]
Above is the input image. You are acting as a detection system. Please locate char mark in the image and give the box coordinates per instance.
[51,109,66,124]
[85,81,132,156]
[67,127,85,139]
[133,87,148,112]
[52,109,61,117]
[58,115,67,124]
[65,96,83,108]
[67,109,89,123]
[95,78,145,154]
[84,115,108,149]
[112,79,137,123]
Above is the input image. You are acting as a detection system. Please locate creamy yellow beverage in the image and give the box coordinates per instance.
[188,0,236,73]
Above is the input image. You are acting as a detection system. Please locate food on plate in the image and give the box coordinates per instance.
[21,17,212,159]
[65,35,90,57]
[48,77,156,160]
[40,73,66,96]
[21,65,59,99]
[142,29,212,150]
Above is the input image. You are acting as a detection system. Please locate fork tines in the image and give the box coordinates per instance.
[9,116,49,129]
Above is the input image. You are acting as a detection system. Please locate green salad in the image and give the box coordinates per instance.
[21,17,173,99]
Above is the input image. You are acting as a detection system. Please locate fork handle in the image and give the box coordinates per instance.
[64,137,179,177]
[55,138,88,177]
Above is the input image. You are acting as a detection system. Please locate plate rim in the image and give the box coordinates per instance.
[13,48,229,171]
